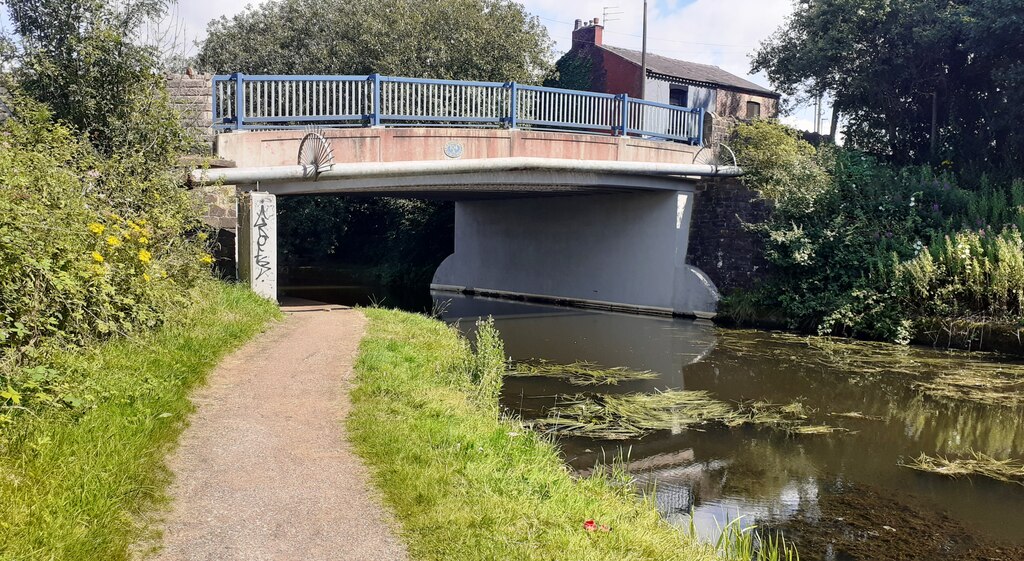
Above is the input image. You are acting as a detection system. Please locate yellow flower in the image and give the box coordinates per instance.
[161,271,169,279]
[138,236,149,245]
[138,249,152,264]
[106,235,122,247]
[128,220,142,232]
[200,253,215,265]
[143,273,151,282]
[88,223,105,235]
[91,252,104,263]
[197,232,208,241]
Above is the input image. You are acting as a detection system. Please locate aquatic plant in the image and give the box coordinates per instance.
[899,451,1024,485]
[688,514,800,561]
[532,392,843,440]
[507,360,658,386]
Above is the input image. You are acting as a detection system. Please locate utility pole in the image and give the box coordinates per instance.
[640,0,648,100]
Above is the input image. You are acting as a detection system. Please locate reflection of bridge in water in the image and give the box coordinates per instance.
[191,74,744,317]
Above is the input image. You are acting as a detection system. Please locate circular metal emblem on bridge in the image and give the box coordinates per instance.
[443,142,464,159]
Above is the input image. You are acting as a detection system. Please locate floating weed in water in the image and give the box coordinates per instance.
[899,451,1024,485]
[716,330,1024,409]
[830,411,885,421]
[913,371,1024,407]
[507,360,658,386]
[532,392,843,440]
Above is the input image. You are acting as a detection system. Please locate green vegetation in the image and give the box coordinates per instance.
[0,283,279,561]
[349,308,723,560]
[509,360,659,386]
[725,120,1024,345]
[900,451,1024,485]
[753,0,1024,174]
[532,390,841,440]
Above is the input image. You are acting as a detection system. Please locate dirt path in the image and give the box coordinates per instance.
[151,300,408,561]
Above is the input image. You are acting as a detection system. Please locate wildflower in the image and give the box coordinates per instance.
[138,236,149,245]
[91,252,104,263]
[197,232,208,241]
[128,220,142,232]
[909,196,916,208]
[88,222,105,235]
[143,273,151,282]
[200,253,215,265]
[106,235,122,247]
[86,170,101,179]
[138,249,152,264]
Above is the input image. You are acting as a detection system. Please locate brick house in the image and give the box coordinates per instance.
[552,18,780,120]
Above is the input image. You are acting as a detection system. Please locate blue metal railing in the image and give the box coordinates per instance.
[212,73,704,145]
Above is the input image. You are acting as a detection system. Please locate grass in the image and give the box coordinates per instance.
[347,308,724,561]
[899,451,1024,485]
[0,282,280,561]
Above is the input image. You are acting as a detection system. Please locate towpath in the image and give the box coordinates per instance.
[151,300,407,561]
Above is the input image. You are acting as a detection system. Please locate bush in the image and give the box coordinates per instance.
[729,119,1024,342]
[0,100,210,410]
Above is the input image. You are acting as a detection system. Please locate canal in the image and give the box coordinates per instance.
[282,280,1024,560]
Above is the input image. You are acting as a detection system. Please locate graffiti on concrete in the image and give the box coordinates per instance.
[253,200,273,281]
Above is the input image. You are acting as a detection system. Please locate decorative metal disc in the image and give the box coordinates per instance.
[297,127,335,179]
[691,143,737,168]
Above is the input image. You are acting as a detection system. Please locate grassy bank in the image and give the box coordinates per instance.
[348,308,719,561]
[0,282,280,561]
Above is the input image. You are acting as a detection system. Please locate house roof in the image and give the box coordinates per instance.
[600,44,779,97]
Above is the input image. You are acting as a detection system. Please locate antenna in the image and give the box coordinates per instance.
[602,6,623,25]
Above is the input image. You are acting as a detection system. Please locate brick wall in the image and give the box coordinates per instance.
[686,178,772,293]
[166,71,214,152]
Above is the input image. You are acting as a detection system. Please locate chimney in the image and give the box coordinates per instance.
[571,17,603,50]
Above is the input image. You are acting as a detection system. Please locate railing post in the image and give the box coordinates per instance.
[618,93,629,136]
[696,107,705,145]
[211,78,218,130]
[232,72,245,130]
[369,73,382,127]
[506,82,518,129]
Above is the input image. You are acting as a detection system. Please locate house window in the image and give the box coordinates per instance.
[669,85,689,107]
[746,101,761,119]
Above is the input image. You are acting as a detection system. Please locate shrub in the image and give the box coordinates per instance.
[0,100,210,409]
[729,119,1024,342]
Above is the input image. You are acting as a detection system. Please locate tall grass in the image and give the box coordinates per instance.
[0,282,279,561]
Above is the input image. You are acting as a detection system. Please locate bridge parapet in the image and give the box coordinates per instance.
[211,74,704,145]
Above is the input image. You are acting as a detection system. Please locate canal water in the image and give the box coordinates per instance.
[439,293,1024,561]
[284,275,1024,560]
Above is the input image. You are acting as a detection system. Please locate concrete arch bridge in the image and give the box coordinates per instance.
[190,74,746,318]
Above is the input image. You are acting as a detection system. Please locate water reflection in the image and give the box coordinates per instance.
[437,291,1024,560]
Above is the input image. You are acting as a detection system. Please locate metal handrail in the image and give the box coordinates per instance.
[211,73,704,145]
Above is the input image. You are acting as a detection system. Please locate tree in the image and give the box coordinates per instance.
[196,0,553,276]
[752,0,1024,176]
[198,0,552,82]
[4,0,191,167]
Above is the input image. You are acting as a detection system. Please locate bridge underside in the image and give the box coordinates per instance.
[211,128,728,317]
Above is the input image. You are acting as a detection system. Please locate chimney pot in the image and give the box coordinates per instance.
[574,19,582,30]
[593,17,600,25]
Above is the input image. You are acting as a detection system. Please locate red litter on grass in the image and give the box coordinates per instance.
[583,519,611,532]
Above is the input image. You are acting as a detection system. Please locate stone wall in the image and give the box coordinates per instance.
[198,184,238,279]
[686,178,772,293]
[166,71,214,152]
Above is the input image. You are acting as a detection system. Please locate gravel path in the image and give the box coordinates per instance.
[151,300,408,561]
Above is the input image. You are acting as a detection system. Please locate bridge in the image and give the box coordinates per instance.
[189,74,744,318]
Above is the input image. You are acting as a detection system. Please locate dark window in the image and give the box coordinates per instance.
[669,86,689,107]
[746,101,761,119]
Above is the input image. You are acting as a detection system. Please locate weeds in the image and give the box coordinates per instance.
[508,360,659,386]
[899,451,1024,485]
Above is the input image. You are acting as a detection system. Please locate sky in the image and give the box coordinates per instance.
[1,0,827,131]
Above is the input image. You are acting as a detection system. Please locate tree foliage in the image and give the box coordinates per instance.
[753,0,1024,175]
[198,0,552,82]
[4,0,192,165]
